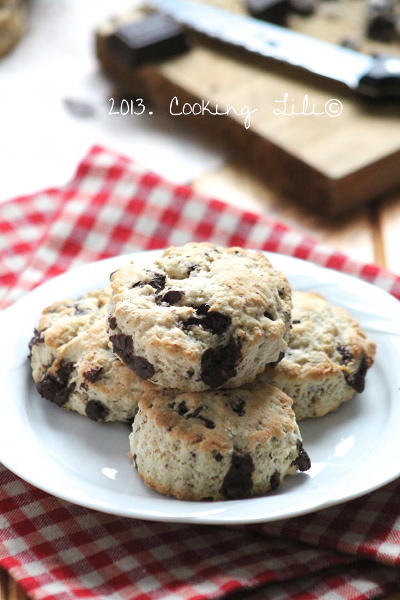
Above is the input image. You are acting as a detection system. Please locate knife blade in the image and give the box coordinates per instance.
[146,0,400,99]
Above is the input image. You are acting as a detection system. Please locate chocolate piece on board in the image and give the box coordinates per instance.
[366,12,397,42]
[107,12,190,67]
[245,0,291,26]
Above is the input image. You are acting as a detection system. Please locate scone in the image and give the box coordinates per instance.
[129,380,310,501]
[107,243,292,391]
[258,291,376,420]
[29,288,153,422]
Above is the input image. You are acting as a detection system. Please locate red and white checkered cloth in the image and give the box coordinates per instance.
[1,146,400,600]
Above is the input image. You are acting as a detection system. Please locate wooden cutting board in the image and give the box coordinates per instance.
[96,1,400,215]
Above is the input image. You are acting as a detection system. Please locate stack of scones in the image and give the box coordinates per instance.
[30,243,376,501]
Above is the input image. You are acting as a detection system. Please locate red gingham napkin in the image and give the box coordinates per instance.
[1,146,400,600]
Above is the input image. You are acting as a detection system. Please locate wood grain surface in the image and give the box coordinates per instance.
[96,0,400,215]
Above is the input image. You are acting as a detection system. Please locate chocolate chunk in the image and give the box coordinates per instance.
[187,369,194,379]
[246,0,290,25]
[28,329,44,359]
[268,351,285,368]
[201,337,242,388]
[182,305,231,335]
[230,399,246,416]
[36,362,75,407]
[36,375,75,407]
[107,13,189,68]
[220,451,254,499]
[288,0,315,15]
[85,400,110,422]
[270,470,281,491]
[291,440,311,471]
[148,273,166,291]
[292,320,301,325]
[366,12,397,42]
[132,454,138,469]
[177,400,188,415]
[161,290,184,305]
[109,270,117,280]
[131,356,155,379]
[109,333,155,379]
[264,311,274,320]
[108,316,117,330]
[345,356,368,393]
[131,281,145,289]
[197,415,215,429]
[337,345,353,365]
[83,367,103,383]
[186,406,202,419]
[57,361,75,383]
[196,304,210,315]
[187,264,200,276]
[213,451,223,462]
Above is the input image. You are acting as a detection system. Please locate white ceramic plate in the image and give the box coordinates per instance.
[0,251,400,524]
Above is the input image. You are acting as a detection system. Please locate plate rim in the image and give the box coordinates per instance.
[1,250,400,525]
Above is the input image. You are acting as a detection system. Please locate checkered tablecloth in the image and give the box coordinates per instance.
[1,146,400,600]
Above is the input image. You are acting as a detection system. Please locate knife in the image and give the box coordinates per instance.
[146,0,400,99]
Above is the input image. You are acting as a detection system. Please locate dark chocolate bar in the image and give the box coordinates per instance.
[107,12,189,67]
[245,0,291,25]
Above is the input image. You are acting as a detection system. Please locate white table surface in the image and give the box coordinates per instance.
[0,0,225,203]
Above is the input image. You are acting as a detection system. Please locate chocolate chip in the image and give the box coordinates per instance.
[148,273,166,291]
[131,281,145,289]
[83,367,103,383]
[109,270,117,280]
[291,440,311,472]
[345,356,368,393]
[268,351,285,368]
[108,316,117,330]
[161,290,184,305]
[270,470,281,491]
[187,369,194,379]
[36,361,76,407]
[109,334,155,379]
[337,345,353,365]
[213,450,223,462]
[28,329,44,359]
[220,451,254,499]
[230,399,246,416]
[85,400,110,422]
[292,320,301,325]
[132,454,138,469]
[201,337,242,388]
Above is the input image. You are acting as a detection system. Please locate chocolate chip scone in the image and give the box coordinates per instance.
[107,243,292,391]
[258,291,376,420]
[29,288,153,422]
[129,380,310,501]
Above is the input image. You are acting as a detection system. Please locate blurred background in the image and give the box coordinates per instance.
[0,0,400,266]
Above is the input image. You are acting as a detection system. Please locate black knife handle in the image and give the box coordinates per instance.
[357,55,400,99]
